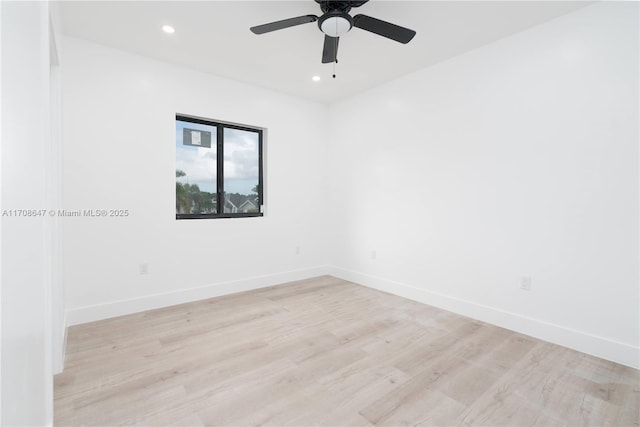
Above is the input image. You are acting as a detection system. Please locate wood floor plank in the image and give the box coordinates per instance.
[55,276,640,426]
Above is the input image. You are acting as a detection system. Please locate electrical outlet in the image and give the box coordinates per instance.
[295,246,301,255]
[140,263,149,275]
[520,276,532,291]
[371,250,377,260]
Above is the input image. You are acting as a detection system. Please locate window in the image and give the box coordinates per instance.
[175,115,263,219]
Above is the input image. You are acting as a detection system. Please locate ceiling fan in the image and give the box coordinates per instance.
[250,0,416,64]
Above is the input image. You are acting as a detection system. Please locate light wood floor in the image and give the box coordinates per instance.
[55,276,639,426]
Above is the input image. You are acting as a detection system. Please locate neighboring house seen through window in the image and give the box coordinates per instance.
[176,114,263,219]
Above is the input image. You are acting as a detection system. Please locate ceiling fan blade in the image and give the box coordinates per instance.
[353,14,416,44]
[250,15,318,35]
[322,35,339,63]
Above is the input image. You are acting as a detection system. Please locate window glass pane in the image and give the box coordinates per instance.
[176,120,217,215]
[223,128,260,214]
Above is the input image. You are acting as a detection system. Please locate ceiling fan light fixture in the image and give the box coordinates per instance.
[319,12,352,37]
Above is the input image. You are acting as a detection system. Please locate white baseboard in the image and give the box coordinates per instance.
[64,264,639,369]
[66,265,331,326]
[329,266,640,369]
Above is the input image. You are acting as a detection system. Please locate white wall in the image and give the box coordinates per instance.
[1,1,58,424]
[49,1,65,376]
[1,3,3,421]
[62,37,330,324]
[327,2,639,368]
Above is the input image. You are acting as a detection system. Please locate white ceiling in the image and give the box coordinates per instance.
[58,1,590,104]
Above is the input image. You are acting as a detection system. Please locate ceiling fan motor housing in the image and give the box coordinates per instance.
[319,11,353,37]
[315,1,369,14]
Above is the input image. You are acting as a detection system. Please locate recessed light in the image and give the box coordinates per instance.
[162,25,175,34]
[312,75,321,82]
